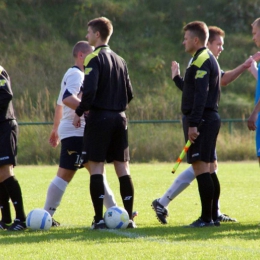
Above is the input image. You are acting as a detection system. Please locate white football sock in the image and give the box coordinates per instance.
[103,175,117,209]
[215,169,222,216]
[159,166,195,207]
[44,176,68,216]
[217,201,222,216]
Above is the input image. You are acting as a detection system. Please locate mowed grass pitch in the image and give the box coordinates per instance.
[1,162,260,260]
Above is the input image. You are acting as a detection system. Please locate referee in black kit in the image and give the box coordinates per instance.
[73,17,135,229]
[173,21,221,227]
[0,66,27,231]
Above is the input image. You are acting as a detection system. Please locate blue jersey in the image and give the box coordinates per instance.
[255,63,260,156]
[255,63,260,104]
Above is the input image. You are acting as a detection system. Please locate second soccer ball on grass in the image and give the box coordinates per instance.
[104,206,129,229]
[26,208,52,231]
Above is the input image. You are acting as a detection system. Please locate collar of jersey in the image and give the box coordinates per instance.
[71,65,81,71]
[192,47,207,57]
[94,45,110,51]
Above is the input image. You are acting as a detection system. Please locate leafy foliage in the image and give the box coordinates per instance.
[0,0,257,121]
[0,0,258,163]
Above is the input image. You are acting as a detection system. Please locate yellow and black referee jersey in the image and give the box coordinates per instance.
[75,45,133,117]
[181,47,221,127]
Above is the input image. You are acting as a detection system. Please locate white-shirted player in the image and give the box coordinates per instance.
[43,41,117,226]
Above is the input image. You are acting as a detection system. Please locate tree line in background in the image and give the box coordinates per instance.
[0,0,258,163]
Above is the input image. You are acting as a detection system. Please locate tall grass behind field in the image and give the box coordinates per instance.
[15,88,55,122]
[17,118,256,164]
[18,124,58,165]
[129,121,255,162]
[217,122,256,161]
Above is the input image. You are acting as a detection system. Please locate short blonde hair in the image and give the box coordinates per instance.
[252,18,260,28]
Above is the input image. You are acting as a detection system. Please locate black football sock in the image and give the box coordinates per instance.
[0,181,12,223]
[211,172,220,221]
[196,172,214,223]
[90,174,104,223]
[119,175,134,220]
[4,176,26,222]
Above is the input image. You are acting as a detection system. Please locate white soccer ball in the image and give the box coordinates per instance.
[104,206,129,229]
[26,208,52,230]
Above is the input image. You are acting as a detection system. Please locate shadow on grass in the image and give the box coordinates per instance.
[0,222,260,245]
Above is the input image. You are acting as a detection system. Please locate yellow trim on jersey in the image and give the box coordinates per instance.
[191,49,210,68]
[84,67,92,75]
[0,79,6,86]
[83,48,101,68]
[83,46,110,67]
[195,70,207,79]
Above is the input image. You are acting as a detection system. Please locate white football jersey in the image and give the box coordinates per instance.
[57,66,85,140]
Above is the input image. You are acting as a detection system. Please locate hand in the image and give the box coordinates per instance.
[243,56,254,69]
[77,91,82,99]
[73,114,81,128]
[188,127,200,143]
[171,61,180,79]
[247,111,258,131]
[248,59,257,73]
[49,129,60,148]
[252,51,260,62]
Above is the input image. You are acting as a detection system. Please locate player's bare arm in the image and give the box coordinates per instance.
[248,99,260,131]
[49,104,63,148]
[63,95,81,110]
[221,56,254,86]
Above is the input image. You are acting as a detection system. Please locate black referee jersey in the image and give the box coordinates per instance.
[174,47,221,127]
[0,67,15,123]
[75,45,133,117]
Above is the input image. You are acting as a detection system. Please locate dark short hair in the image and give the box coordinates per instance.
[208,26,225,43]
[72,41,93,58]
[88,17,113,42]
[183,21,209,44]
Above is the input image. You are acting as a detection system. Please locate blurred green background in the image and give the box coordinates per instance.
[0,0,258,163]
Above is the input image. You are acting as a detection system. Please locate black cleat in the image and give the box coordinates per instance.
[214,220,221,227]
[7,219,26,231]
[151,199,168,224]
[52,218,60,227]
[91,219,107,230]
[217,214,237,222]
[186,217,214,228]
[127,220,137,228]
[0,220,11,230]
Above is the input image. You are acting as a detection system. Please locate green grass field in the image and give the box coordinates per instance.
[1,162,260,260]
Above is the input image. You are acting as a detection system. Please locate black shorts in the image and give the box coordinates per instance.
[0,120,18,166]
[59,136,83,171]
[183,111,221,164]
[81,110,130,163]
